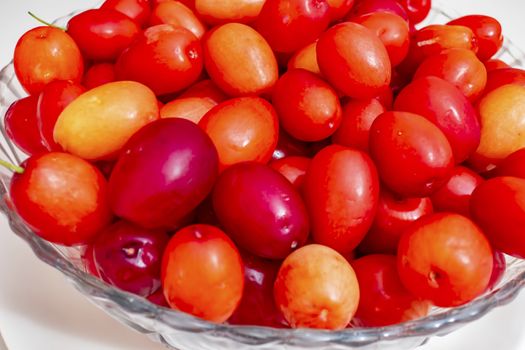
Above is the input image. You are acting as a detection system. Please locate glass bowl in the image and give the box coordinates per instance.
[1,2,525,350]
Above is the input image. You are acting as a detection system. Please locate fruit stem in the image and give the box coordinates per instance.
[0,159,24,174]
[28,11,66,31]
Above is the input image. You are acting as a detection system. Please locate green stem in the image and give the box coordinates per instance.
[28,11,66,31]
[0,159,24,174]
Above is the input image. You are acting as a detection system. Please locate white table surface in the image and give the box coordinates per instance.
[1,0,525,349]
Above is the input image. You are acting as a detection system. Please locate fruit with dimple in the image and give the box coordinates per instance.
[93,220,169,297]
[116,24,203,96]
[14,26,84,95]
[10,152,113,246]
[256,0,331,53]
[358,190,433,255]
[162,224,244,323]
[397,213,493,307]
[274,244,360,329]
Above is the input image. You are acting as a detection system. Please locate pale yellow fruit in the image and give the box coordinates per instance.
[54,81,159,160]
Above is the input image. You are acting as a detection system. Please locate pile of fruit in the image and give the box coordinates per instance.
[4,0,525,331]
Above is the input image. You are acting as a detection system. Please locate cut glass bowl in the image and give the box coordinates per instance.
[0,2,524,349]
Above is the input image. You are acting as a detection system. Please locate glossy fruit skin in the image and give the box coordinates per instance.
[397,213,493,307]
[303,145,379,254]
[14,26,84,95]
[413,48,487,101]
[394,76,480,164]
[256,0,331,53]
[475,85,525,163]
[213,162,309,259]
[351,12,410,66]
[484,68,525,96]
[471,177,525,259]
[274,244,360,329]
[317,22,391,99]
[93,221,169,297]
[405,24,477,71]
[272,69,342,142]
[489,148,525,179]
[269,156,311,190]
[348,0,409,23]
[352,254,430,327]
[110,118,218,230]
[228,252,288,327]
[195,0,266,24]
[116,24,203,96]
[10,152,113,246]
[430,166,484,217]
[101,0,152,27]
[287,42,321,75]
[149,1,207,39]
[67,9,140,62]
[396,0,430,24]
[82,63,116,89]
[37,80,86,151]
[199,97,279,170]
[4,95,47,155]
[448,15,503,61]
[203,23,278,97]
[369,111,454,197]
[358,190,433,255]
[54,81,159,161]
[331,97,386,152]
[162,224,244,323]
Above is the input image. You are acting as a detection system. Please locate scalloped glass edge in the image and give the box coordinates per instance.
[0,2,524,349]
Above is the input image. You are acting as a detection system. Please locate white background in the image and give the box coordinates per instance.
[1,0,525,349]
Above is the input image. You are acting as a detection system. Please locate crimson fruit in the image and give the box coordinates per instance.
[110,118,218,230]
[213,162,309,259]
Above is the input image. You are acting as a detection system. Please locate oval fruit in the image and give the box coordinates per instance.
[203,23,278,96]
[303,145,379,254]
[213,162,309,259]
[54,81,159,160]
[10,152,113,246]
[317,22,391,99]
[274,244,360,329]
[162,224,244,323]
[109,118,218,230]
[369,111,454,197]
